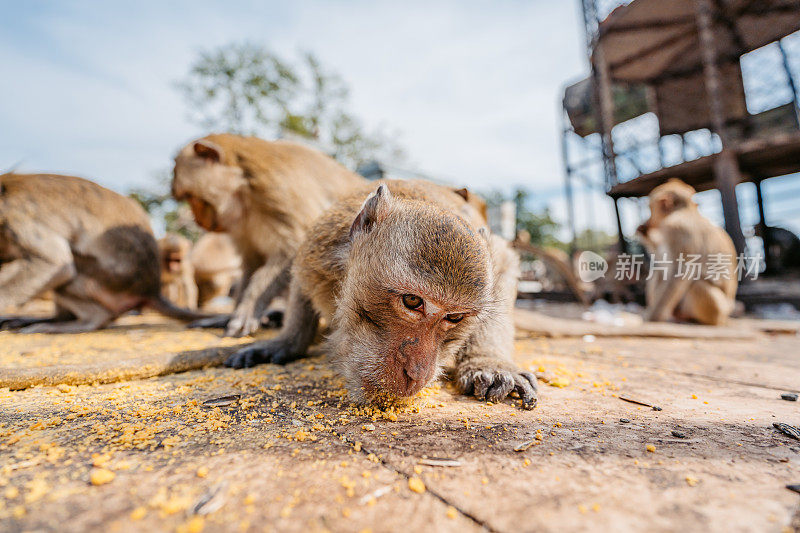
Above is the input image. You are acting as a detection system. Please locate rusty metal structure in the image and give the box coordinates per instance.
[562,0,800,259]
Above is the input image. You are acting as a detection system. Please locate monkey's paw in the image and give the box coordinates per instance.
[456,358,538,410]
[224,310,262,337]
[224,337,301,368]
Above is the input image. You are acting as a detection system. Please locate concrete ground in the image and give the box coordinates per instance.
[1,310,799,532]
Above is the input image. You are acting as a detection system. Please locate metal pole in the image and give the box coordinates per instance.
[755,179,774,272]
[778,39,800,124]
[585,0,625,252]
[694,0,747,255]
[561,115,579,254]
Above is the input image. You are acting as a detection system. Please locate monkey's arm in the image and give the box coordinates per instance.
[0,234,74,309]
[454,235,538,409]
[224,258,291,337]
[225,277,319,368]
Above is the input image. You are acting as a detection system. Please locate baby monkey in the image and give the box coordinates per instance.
[226,180,538,408]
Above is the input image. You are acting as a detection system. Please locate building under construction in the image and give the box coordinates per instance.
[562,0,800,287]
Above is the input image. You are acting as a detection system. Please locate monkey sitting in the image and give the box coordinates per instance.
[636,178,738,325]
[225,180,538,409]
[0,173,208,333]
[158,233,198,309]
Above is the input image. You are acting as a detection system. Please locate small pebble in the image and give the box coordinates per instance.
[781,393,798,402]
[671,430,687,439]
[619,418,631,423]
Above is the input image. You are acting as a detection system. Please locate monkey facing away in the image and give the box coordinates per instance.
[172,134,366,337]
[190,232,242,309]
[158,233,198,309]
[225,180,538,408]
[0,174,208,333]
[636,178,738,326]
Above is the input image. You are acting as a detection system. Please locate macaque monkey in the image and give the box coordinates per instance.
[226,180,538,409]
[0,173,208,333]
[158,233,198,309]
[172,134,365,337]
[636,179,737,325]
[452,187,488,222]
[190,233,242,308]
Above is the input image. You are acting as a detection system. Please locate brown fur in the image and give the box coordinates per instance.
[637,178,738,326]
[172,134,366,336]
[190,233,242,308]
[158,233,197,309]
[0,173,207,333]
[225,179,538,409]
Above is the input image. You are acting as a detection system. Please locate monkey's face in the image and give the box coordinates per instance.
[333,189,490,402]
[172,140,247,232]
[343,288,479,399]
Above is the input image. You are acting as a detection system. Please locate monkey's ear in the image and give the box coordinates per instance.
[656,194,674,213]
[193,140,222,163]
[350,185,392,238]
[453,187,470,202]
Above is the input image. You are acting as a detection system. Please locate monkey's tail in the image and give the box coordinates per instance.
[147,296,213,322]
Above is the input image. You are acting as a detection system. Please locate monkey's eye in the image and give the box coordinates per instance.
[402,294,423,311]
[445,313,465,324]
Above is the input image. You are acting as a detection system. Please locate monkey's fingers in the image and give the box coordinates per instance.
[224,339,296,368]
[472,372,493,399]
[188,315,230,329]
[224,344,269,368]
[225,312,261,337]
[485,371,515,402]
[513,372,539,410]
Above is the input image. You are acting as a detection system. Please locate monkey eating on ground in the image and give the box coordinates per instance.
[225,180,538,409]
[172,134,366,337]
[636,178,738,326]
[0,173,209,333]
[158,233,198,310]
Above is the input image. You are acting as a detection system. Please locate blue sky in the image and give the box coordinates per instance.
[0,1,595,230]
[1,1,797,239]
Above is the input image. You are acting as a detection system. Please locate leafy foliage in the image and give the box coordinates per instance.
[136,43,405,233]
[177,43,404,169]
[129,171,200,241]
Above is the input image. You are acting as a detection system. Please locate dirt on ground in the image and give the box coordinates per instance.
[1,308,799,533]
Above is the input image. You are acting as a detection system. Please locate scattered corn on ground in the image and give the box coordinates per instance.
[1,309,799,532]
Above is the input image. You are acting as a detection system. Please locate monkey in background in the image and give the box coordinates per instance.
[190,232,242,309]
[0,173,208,333]
[158,233,198,309]
[226,180,538,409]
[636,178,737,326]
[172,134,366,337]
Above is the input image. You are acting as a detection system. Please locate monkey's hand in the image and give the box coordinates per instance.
[455,358,538,410]
[224,336,306,368]
[224,308,261,337]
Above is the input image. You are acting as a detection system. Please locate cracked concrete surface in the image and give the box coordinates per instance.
[1,310,799,532]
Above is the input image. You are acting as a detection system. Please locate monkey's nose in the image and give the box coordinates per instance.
[403,363,426,383]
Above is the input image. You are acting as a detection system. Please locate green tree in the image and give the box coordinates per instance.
[178,43,403,169]
[483,187,566,249]
[136,43,405,234]
[129,171,200,241]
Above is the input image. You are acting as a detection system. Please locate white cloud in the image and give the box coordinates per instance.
[0,0,585,195]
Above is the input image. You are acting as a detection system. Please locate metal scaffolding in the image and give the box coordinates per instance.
[562,0,800,259]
